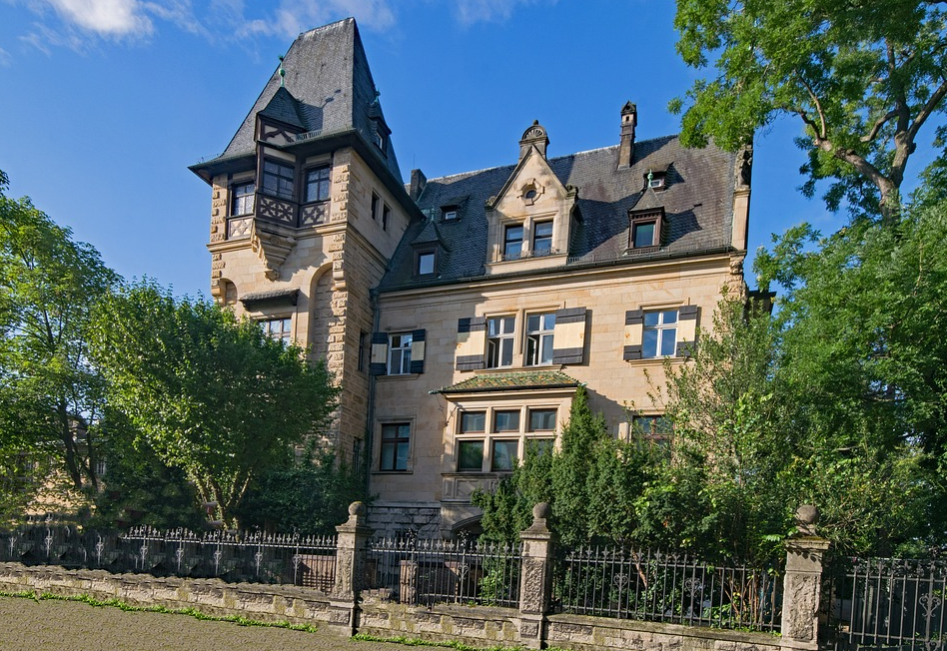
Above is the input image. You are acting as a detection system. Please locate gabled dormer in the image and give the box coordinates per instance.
[256,87,306,146]
[484,121,577,275]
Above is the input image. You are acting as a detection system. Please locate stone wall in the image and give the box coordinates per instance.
[0,562,334,629]
[0,562,780,651]
[0,505,828,651]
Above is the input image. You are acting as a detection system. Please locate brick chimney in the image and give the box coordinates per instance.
[618,101,637,169]
[409,168,427,201]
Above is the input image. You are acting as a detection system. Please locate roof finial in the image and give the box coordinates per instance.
[278,55,285,88]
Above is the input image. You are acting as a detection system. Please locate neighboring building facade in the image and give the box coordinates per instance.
[190,19,752,538]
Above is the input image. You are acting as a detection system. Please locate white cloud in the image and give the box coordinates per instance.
[453,0,555,25]
[239,0,396,39]
[44,0,154,37]
[0,46,11,66]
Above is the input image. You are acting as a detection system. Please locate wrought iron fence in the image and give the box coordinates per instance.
[0,520,337,590]
[553,546,782,632]
[824,556,947,651]
[366,536,523,608]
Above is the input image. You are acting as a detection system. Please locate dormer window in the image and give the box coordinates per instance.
[503,225,524,260]
[646,166,669,191]
[442,207,458,221]
[533,221,553,255]
[416,250,436,276]
[628,208,664,250]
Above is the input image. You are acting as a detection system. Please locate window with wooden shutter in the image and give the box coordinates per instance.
[456,317,486,371]
[676,305,699,357]
[410,329,426,374]
[369,332,389,376]
[552,307,587,365]
[623,309,644,360]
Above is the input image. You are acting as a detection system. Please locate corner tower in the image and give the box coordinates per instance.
[190,18,420,459]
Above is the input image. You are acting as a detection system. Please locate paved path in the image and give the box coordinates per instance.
[0,596,399,651]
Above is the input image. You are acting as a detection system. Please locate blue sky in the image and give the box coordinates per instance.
[0,0,940,296]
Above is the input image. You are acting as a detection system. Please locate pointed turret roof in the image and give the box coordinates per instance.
[209,18,402,182]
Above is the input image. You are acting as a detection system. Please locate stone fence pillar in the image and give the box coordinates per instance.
[328,501,372,637]
[780,505,831,651]
[519,503,556,649]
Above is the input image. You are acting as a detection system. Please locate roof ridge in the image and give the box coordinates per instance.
[296,17,353,38]
[425,133,681,184]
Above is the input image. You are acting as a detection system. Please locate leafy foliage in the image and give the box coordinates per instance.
[88,280,339,528]
[0,169,118,515]
[672,0,947,221]
[474,387,668,548]
[235,440,368,535]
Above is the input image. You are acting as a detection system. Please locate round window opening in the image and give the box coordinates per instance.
[524,189,537,200]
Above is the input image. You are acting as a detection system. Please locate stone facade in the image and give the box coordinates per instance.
[190,18,753,536]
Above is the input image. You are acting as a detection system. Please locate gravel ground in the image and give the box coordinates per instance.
[0,596,402,651]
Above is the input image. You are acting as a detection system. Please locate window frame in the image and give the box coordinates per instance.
[628,208,664,250]
[642,309,678,358]
[387,332,414,375]
[230,181,255,216]
[416,249,436,277]
[261,158,296,201]
[503,224,524,260]
[382,204,391,231]
[379,422,411,472]
[303,165,331,204]
[525,312,556,367]
[260,317,292,344]
[532,221,554,255]
[454,405,560,474]
[490,439,519,472]
[457,440,485,472]
[528,408,557,432]
[442,207,458,221]
[486,316,515,369]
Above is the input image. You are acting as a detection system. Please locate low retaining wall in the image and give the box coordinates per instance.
[546,613,781,651]
[0,562,334,629]
[0,562,782,651]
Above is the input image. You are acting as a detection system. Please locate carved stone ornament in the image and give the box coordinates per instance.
[521,179,545,206]
[520,558,546,614]
[787,574,818,640]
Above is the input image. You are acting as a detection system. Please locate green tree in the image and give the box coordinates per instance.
[474,386,662,548]
[89,280,339,528]
[235,440,368,536]
[0,169,118,506]
[671,0,947,221]
[89,408,205,531]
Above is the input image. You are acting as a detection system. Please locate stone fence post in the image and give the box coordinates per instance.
[328,501,372,637]
[780,505,831,651]
[519,503,556,649]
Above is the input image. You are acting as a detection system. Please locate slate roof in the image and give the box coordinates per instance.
[211,18,402,182]
[432,371,581,395]
[380,135,738,291]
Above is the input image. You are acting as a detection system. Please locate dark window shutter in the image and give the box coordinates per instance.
[625,309,644,325]
[369,332,388,376]
[552,307,587,365]
[410,329,426,374]
[623,345,643,361]
[679,305,699,320]
[456,317,486,370]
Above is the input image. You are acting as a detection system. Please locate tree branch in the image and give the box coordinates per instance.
[861,110,898,143]
[907,76,947,143]
[796,75,827,139]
